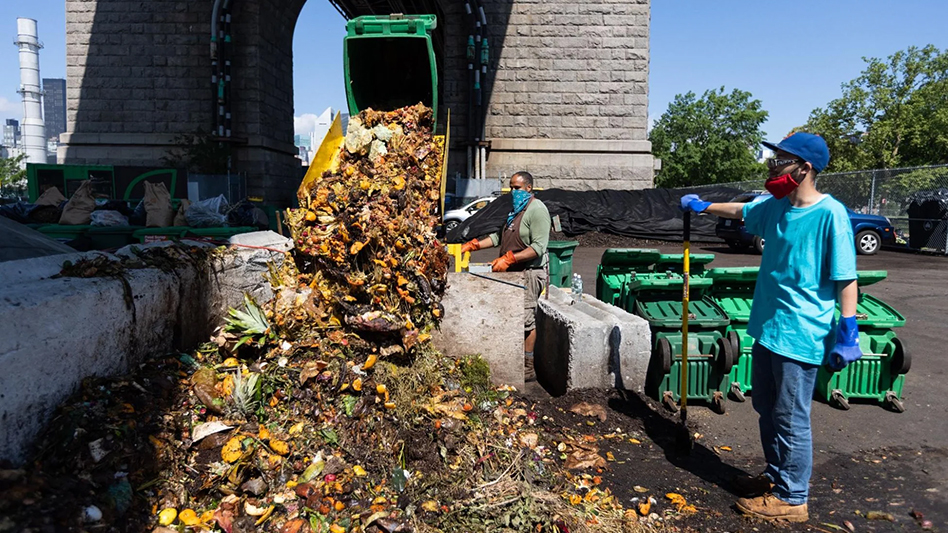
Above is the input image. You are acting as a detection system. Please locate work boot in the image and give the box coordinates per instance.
[524,357,536,382]
[732,473,775,497]
[735,494,808,523]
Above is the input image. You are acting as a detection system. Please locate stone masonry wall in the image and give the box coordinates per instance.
[442,0,654,190]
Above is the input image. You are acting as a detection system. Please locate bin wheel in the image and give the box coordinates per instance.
[730,381,746,402]
[662,390,679,413]
[715,337,734,375]
[656,337,672,374]
[727,330,741,358]
[711,391,726,414]
[885,391,906,413]
[890,337,911,375]
[831,389,850,411]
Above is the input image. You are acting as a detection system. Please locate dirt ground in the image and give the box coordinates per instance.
[510,243,948,532]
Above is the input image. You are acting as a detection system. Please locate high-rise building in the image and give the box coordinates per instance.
[3,119,20,148]
[43,78,66,140]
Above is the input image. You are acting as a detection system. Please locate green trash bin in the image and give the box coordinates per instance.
[547,240,579,288]
[817,272,909,412]
[132,227,191,244]
[708,267,761,401]
[87,226,143,250]
[185,226,258,242]
[37,224,92,244]
[344,15,439,124]
[627,275,733,414]
[595,248,662,305]
[653,253,716,277]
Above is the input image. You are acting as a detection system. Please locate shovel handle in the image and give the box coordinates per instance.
[681,211,691,417]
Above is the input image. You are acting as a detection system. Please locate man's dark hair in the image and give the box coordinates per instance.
[512,171,534,188]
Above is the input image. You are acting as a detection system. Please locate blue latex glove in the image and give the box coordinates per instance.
[828,315,862,370]
[680,194,712,213]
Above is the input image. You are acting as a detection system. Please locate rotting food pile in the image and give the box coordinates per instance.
[0,105,652,533]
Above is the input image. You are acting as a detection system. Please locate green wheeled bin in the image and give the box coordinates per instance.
[132,227,191,244]
[184,226,259,242]
[817,270,910,412]
[708,267,760,402]
[547,241,579,288]
[653,252,716,277]
[627,274,734,414]
[595,248,662,305]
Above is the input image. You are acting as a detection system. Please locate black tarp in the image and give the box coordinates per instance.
[906,188,948,250]
[445,187,743,243]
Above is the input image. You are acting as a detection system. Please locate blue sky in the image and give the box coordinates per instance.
[2,1,947,144]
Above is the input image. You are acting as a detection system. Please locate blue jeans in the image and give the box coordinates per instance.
[751,342,819,505]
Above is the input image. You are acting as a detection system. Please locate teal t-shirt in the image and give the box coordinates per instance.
[743,195,857,365]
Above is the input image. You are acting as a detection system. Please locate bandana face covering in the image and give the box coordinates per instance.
[765,172,800,199]
[506,189,533,228]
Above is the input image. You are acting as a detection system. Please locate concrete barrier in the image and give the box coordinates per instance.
[432,272,525,389]
[535,286,650,396]
[0,231,290,465]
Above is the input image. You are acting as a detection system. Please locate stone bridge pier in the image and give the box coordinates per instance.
[61,0,654,206]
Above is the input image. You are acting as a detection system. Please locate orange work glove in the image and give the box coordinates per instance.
[491,251,517,272]
[461,238,481,254]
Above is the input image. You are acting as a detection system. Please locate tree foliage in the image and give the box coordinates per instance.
[802,45,948,172]
[0,153,28,196]
[650,87,769,188]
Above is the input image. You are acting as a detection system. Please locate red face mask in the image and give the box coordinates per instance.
[765,172,800,199]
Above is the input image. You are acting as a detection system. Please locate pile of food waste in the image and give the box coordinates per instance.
[0,105,645,533]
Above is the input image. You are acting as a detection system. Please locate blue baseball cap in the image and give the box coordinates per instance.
[763,132,830,173]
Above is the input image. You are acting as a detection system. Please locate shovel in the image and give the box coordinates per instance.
[676,211,695,455]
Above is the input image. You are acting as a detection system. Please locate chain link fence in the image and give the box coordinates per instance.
[687,164,948,253]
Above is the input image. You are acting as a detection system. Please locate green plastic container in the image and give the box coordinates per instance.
[816,328,909,412]
[645,331,732,413]
[856,270,887,287]
[344,15,439,123]
[547,240,579,288]
[708,267,761,399]
[37,224,91,243]
[653,253,716,276]
[87,226,142,250]
[185,226,258,241]
[133,227,191,244]
[595,248,662,304]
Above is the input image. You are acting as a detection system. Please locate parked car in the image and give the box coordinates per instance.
[442,196,496,234]
[715,192,896,255]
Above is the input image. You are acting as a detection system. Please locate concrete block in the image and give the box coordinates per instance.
[535,286,650,396]
[432,272,525,390]
[0,236,289,465]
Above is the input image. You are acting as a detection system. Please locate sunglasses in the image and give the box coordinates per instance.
[766,157,803,170]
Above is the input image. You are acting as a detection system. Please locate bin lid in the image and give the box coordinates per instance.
[87,226,143,235]
[633,296,730,328]
[714,295,753,322]
[655,253,715,266]
[547,240,579,250]
[599,248,661,267]
[707,267,760,283]
[37,224,92,235]
[852,293,906,329]
[186,227,258,237]
[627,275,713,292]
[855,270,887,287]
[133,227,191,237]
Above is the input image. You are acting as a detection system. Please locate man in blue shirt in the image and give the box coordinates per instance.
[680,133,861,523]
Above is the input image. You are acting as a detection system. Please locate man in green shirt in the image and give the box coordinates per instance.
[461,171,551,380]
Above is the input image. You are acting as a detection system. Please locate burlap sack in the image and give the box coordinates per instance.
[144,181,174,228]
[36,186,66,207]
[59,181,96,225]
[173,199,191,227]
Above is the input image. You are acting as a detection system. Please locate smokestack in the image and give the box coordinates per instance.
[15,18,47,164]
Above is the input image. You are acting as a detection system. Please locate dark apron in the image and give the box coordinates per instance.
[499,199,531,272]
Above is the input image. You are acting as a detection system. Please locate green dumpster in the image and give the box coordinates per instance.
[627,274,734,414]
[87,226,143,250]
[708,267,760,401]
[547,240,579,288]
[595,248,661,305]
[37,224,91,243]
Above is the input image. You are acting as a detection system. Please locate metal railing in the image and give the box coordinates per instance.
[687,164,948,253]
